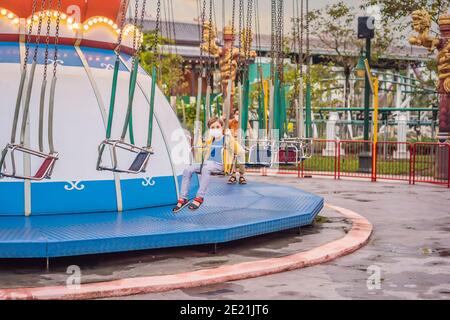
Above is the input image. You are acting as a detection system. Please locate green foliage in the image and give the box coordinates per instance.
[362,0,449,28]
[139,32,187,97]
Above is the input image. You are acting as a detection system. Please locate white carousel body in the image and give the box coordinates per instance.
[0,6,195,216]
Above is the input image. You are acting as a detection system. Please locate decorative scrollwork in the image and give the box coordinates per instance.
[64,181,85,191]
[142,177,156,187]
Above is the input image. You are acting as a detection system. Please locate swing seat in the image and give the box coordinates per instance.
[0,144,58,181]
[33,156,57,180]
[191,146,237,177]
[277,138,314,165]
[128,151,151,173]
[246,144,272,168]
[97,139,154,174]
[278,146,299,165]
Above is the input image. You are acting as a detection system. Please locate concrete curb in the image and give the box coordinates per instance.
[0,204,373,300]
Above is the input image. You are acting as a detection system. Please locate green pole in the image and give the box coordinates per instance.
[257,66,266,132]
[122,58,139,144]
[273,71,280,140]
[106,59,120,139]
[363,38,371,142]
[147,65,157,147]
[203,97,206,133]
[241,73,250,136]
[280,85,287,138]
[305,81,312,138]
[258,85,265,132]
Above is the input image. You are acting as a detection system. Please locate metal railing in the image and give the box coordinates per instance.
[247,139,449,188]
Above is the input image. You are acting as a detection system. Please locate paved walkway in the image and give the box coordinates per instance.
[0,176,448,299]
[121,177,450,300]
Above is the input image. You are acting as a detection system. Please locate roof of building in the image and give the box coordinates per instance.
[142,19,433,63]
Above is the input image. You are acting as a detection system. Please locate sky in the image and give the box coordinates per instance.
[137,0,366,34]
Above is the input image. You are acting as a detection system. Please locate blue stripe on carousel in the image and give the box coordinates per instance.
[0,182,24,216]
[0,174,200,216]
[80,47,129,71]
[120,176,176,211]
[0,42,20,64]
[121,174,200,211]
[25,43,83,67]
[31,180,118,215]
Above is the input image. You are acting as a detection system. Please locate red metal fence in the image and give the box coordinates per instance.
[248,140,450,188]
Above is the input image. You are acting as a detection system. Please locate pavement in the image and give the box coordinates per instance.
[0,176,448,299]
[118,176,450,300]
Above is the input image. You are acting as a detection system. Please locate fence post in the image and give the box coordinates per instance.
[448,144,450,189]
[409,143,413,185]
[372,142,377,182]
[412,144,416,185]
[336,140,340,180]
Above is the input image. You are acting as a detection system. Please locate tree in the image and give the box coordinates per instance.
[139,32,187,97]
[362,0,449,32]
[308,1,394,108]
[362,0,448,87]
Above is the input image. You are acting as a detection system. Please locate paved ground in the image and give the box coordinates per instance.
[120,177,450,300]
[0,200,347,289]
[1,176,449,299]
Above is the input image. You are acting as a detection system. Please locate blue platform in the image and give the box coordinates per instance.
[0,180,324,258]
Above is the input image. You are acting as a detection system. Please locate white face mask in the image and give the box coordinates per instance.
[210,128,223,139]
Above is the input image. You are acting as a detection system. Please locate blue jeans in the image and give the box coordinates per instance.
[180,161,224,199]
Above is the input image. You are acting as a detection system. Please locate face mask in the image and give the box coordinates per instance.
[210,129,223,139]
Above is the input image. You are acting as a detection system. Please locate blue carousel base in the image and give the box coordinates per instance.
[0,179,324,258]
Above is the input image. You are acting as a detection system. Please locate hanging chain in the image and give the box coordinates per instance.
[237,0,243,75]
[43,0,53,82]
[228,0,236,83]
[255,0,263,93]
[306,0,310,83]
[130,0,148,74]
[32,0,47,62]
[245,0,253,62]
[206,0,213,87]
[131,0,140,66]
[52,0,61,78]
[115,0,128,56]
[153,0,161,54]
[270,0,276,79]
[199,0,206,75]
[277,0,284,82]
[24,0,38,69]
[300,0,304,79]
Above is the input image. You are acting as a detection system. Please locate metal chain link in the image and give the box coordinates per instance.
[135,0,147,54]
[228,0,236,82]
[245,0,253,62]
[270,0,276,78]
[277,0,284,81]
[206,0,213,86]
[237,0,243,73]
[115,0,128,56]
[300,0,304,79]
[24,0,39,69]
[131,0,140,66]
[52,0,61,78]
[43,0,53,81]
[32,0,47,62]
[153,0,161,54]
[306,0,310,83]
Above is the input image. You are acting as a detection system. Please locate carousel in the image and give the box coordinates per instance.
[0,0,323,260]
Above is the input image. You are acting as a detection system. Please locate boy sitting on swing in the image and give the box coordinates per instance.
[173,117,245,212]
